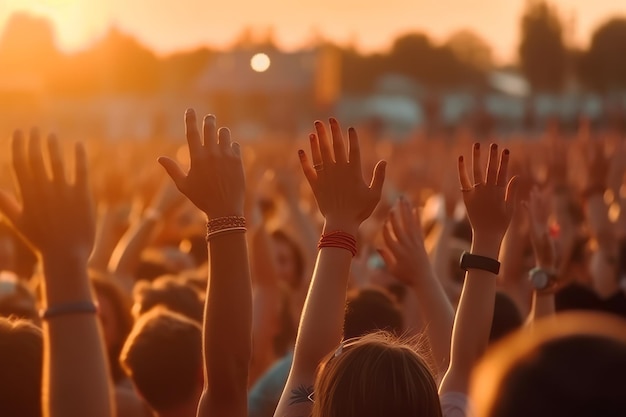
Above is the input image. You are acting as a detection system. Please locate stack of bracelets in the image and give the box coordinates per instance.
[206,216,247,241]
[318,230,358,257]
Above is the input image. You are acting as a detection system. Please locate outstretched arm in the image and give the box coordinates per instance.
[440,143,518,395]
[0,131,113,417]
[379,197,454,379]
[274,119,385,417]
[158,110,251,417]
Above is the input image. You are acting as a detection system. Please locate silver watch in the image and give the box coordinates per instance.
[528,267,557,291]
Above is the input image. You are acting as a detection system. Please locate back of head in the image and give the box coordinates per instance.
[0,317,43,417]
[344,288,403,339]
[313,332,442,417]
[471,312,626,417]
[120,308,203,414]
[132,275,204,322]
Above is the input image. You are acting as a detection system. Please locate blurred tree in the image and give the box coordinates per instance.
[578,18,626,91]
[518,0,567,92]
[445,29,493,72]
[160,48,214,92]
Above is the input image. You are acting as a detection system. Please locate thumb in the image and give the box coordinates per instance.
[157,157,186,189]
[505,175,520,217]
[369,160,387,197]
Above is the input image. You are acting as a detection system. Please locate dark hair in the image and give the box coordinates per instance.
[344,288,404,339]
[472,312,626,417]
[132,275,204,322]
[120,308,203,413]
[90,273,134,383]
[0,318,42,417]
[489,292,523,344]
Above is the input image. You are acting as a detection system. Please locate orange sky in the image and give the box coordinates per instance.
[1,0,625,62]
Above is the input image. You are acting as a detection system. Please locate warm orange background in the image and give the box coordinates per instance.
[1,0,624,62]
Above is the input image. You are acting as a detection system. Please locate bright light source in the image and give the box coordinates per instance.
[250,53,271,72]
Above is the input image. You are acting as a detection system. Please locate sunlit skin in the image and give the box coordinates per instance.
[1,0,623,63]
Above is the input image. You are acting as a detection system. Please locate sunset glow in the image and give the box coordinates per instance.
[1,0,625,62]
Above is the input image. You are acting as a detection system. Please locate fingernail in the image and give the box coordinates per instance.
[474,143,480,149]
[504,149,510,155]
[329,117,337,124]
[298,149,304,156]
[459,156,464,162]
[309,133,316,140]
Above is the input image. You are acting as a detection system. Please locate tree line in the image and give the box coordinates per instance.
[1,1,625,96]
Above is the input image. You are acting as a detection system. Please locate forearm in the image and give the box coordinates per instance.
[203,232,252,404]
[528,292,555,323]
[249,225,281,383]
[410,267,455,378]
[42,257,113,417]
[292,246,351,375]
[109,217,159,290]
[499,226,531,316]
[89,208,126,272]
[441,238,500,393]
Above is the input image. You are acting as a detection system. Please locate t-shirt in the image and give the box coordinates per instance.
[441,391,471,417]
[248,352,293,417]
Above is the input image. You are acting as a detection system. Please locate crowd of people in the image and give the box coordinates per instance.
[0,109,625,417]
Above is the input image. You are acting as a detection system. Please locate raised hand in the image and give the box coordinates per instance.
[524,187,556,270]
[380,197,431,287]
[0,130,95,262]
[158,109,245,219]
[298,118,386,234]
[458,143,518,245]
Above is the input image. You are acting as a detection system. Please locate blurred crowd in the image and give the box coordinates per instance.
[0,112,625,417]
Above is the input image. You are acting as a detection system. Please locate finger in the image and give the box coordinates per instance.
[28,129,48,183]
[496,148,510,187]
[400,197,422,243]
[382,220,402,255]
[11,130,31,198]
[458,156,472,190]
[314,121,334,164]
[348,127,362,173]
[231,142,242,158]
[0,190,21,225]
[369,161,387,197]
[184,109,203,158]
[202,114,219,155]
[486,143,499,185]
[329,118,347,164]
[298,149,317,187]
[47,134,67,186]
[309,133,323,169]
[218,127,232,155]
[158,157,187,189]
[74,142,90,195]
[505,175,520,218]
[472,143,484,185]
[389,207,409,247]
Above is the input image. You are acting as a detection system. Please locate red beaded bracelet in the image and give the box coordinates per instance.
[318,230,358,257]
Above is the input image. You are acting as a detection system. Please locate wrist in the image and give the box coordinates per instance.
[470,236,502,259]
[323,219,359,237]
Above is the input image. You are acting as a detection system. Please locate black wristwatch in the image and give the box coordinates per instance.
[459,252,501,275]
[528,267,558,292]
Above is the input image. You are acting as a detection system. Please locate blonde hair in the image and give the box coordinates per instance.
[313,332,442,417]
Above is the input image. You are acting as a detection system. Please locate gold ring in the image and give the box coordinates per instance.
[314,164,324,171]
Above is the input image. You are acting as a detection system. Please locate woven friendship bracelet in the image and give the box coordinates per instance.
[206,216,247,241]
[318,230,358,257]
[40,300,98,320]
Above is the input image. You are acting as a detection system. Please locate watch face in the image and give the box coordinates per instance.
[530,270,550,289]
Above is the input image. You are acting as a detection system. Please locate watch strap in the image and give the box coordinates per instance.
[459,251,501,275]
